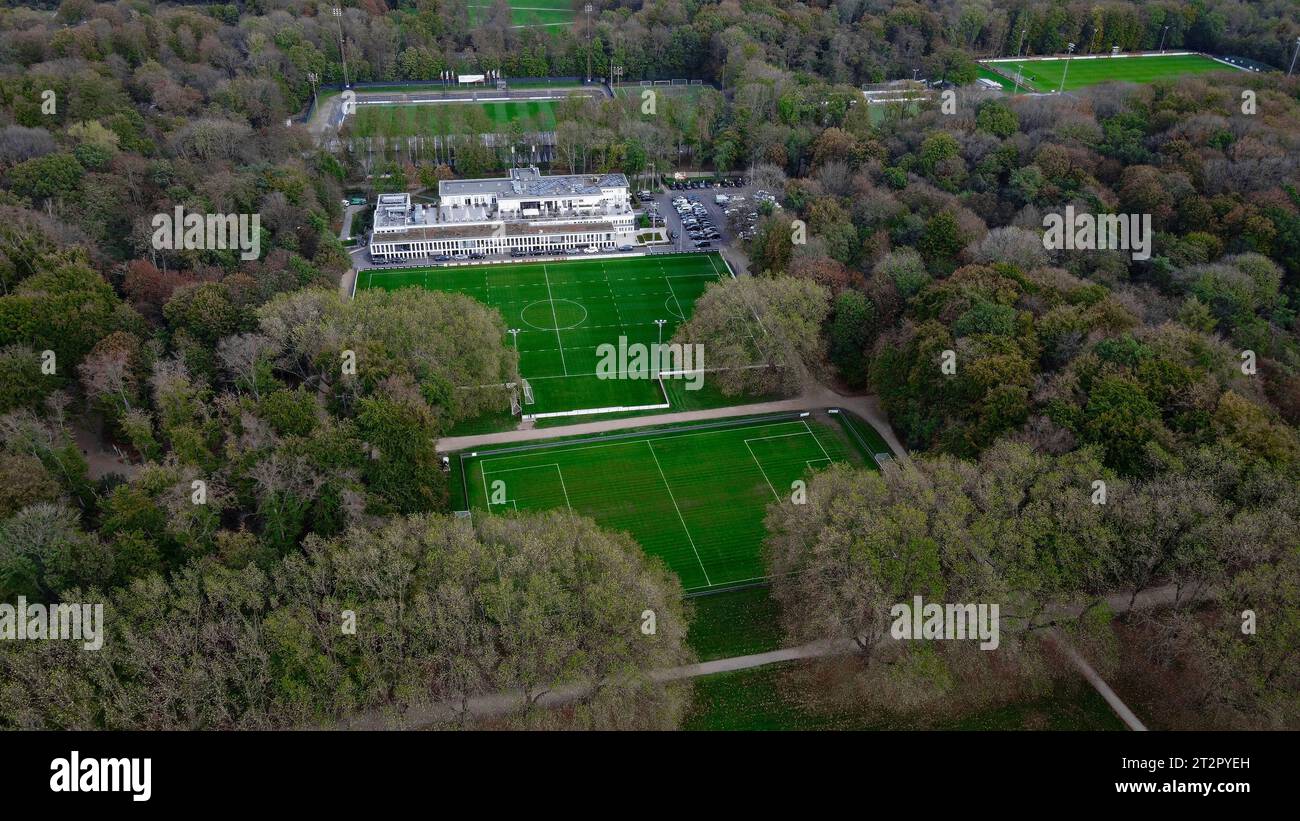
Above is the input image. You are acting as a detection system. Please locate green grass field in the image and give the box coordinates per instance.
[356,253,730,415]
[980,53,1230,93]
[688,585,783,661]
[468,1,575,27]
[457,413,873,592]
[350,99,560,137]
[684,662,1126,730]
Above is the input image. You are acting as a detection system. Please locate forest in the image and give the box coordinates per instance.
[0,0,1297,730]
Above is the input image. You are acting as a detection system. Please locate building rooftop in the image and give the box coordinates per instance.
[439,166,629,199]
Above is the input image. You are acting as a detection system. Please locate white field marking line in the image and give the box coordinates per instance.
[481,463,571,511]
[541,264,567,375]
[476,420,810,471]
[599,259,630,374]
[802,420,833,461]
[657,257,686,320]
[646,440,712,587]
[742,429,831,500]
[683,573,771,592]
[744,439,781,502]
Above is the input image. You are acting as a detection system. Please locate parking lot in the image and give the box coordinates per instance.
[640,178,776,255]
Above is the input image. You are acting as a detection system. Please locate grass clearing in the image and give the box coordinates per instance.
[357,253,731,416]
[456,413,874,593]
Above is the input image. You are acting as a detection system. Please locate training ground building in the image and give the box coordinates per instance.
[367,167,636,261]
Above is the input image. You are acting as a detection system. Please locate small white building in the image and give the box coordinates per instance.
[369,166,636,261]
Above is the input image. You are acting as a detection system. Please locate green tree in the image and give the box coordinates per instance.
[827,290,877,388]
[355,396,444,515]
[5,153,84,203]
[0,511,692,730]
[975,101,1018,138]
[672,275,830,397]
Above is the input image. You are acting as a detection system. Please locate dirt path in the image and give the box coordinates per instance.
[437,385,911,462]
[339,267,356,300]
[329,583,1196,730]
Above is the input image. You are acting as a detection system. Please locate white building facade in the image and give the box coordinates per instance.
[368,167,636,261]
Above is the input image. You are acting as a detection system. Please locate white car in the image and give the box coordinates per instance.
[583,245,598,254]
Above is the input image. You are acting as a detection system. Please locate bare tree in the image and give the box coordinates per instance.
[217,333,281,401]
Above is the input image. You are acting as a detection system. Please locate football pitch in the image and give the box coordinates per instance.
[980,53,1231,93]
[351,99,560,137]
[457,413,886,592]
[355,253,731,415]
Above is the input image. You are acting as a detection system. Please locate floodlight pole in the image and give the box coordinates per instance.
[1290,36,1300,76]
[333,8,350,88]
[585,4,594,83]
[1059,42,1076,93]
[655,319,667,346]
[1158,25,1170,53]
[509,328,521,351]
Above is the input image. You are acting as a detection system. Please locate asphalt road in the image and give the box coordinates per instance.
[339,203,365,241]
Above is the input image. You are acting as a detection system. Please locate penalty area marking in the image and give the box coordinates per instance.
[744,431,834,502]
[481,462,572,512]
